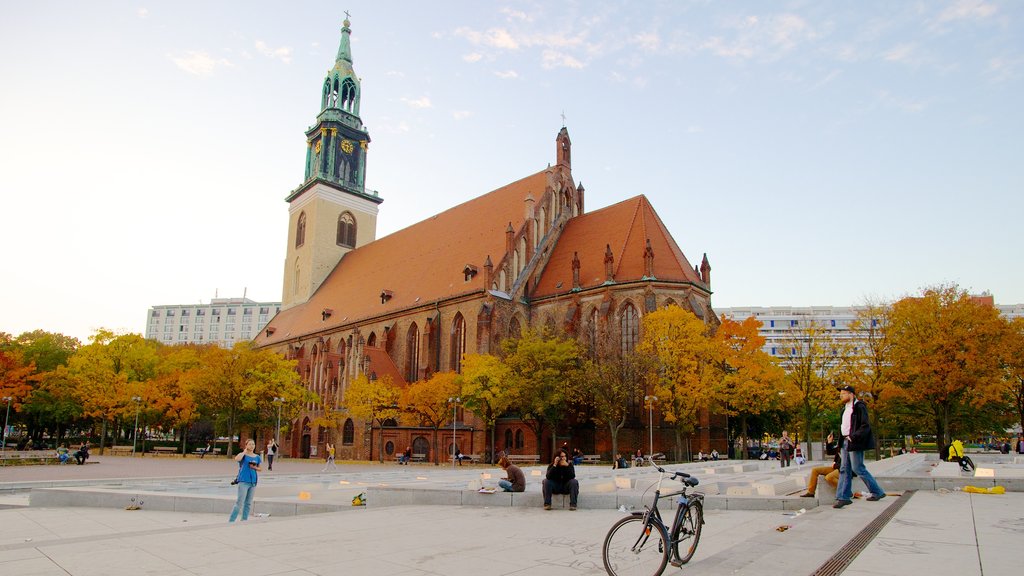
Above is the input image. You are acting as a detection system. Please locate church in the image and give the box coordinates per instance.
[253,18,722,462]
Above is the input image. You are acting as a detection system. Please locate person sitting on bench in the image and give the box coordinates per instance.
[74,443,89,465]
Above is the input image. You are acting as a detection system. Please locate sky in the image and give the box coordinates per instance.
[1,1,1022,343]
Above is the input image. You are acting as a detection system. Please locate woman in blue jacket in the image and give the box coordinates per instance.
[229,439,262,522]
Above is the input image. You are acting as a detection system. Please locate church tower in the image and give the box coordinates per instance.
[282,17,382,310]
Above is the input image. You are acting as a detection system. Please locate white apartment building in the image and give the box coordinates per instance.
[717,301,1023,358]
[146,297,280,347]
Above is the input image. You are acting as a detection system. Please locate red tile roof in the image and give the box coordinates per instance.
[532,195,704,297]
[255,169,551,347]
[364,346,406,385]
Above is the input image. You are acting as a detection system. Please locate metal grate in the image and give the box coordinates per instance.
[809,490,916,576]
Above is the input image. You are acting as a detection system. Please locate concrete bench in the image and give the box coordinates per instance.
[0,450,59,464]
[751,476,803,496]
[506,454,540,464]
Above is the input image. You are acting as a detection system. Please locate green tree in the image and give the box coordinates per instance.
[460,353,513,463]
[502,330,583,461]
[776,321,843,459]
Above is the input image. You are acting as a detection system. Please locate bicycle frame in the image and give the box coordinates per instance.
[632,460,700,549]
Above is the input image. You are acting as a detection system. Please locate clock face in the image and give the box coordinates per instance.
[341,139,354,154]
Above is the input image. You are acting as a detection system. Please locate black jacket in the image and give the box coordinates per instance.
[840,399,875,451]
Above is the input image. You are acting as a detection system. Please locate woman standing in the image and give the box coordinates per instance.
[321,442,337,471]
[229,439,262,522]
[266,439,277,471]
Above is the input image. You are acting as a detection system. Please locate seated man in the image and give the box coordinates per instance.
[74,443,89,465]
[801,433,839,497]
[199,443,213,458]
[400,446,411,465]
[542,449,579,510]
[56,444,70,464]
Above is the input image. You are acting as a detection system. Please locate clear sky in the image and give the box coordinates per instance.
[1,1,1021,343]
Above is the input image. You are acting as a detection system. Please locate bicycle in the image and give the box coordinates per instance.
[602,459,704,576]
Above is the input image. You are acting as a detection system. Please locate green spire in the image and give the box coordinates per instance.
[335,16,353,65]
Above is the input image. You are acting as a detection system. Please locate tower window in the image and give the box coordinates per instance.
[337,212,357,247]
[296,212,307,248]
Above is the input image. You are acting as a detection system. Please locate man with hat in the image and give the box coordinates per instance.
[834,384,885,509]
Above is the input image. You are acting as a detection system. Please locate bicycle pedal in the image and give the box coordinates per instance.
[670,559,683,568]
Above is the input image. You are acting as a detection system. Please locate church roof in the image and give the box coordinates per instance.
[533,195,704,297]
[255,169,550,347]
[364,346,405,385]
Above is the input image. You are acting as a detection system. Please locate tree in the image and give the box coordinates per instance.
[460,353,513,463]
[638,305,716,461]
[502,330,584,461]
[713,316,786,459]
[344,373,401,462]
[838,302,894,459]
[580,343,652,462]
[404,371,460,464]
[11,330,80,373]
[887,285,1005,454]
[1000,317,1024,435]
[0,346,36,444]
[775,321,843,460]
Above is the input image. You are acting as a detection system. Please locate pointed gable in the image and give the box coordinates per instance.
[533,195,704,298]
[256,170,549,346]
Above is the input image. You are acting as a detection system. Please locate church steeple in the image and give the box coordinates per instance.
[283,16,382,311]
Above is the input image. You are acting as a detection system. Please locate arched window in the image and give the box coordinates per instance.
[337,212,357,247]
[450,313,466,373]
[340,78,357,112]
[504,429,513,450]
[406,322,420,382]
[587,308,599,357]
[518,237,528,275]
[342,418,354,445]
[295,212,306,248]
[515,429,525,449]
[366,331,377,347]
[620,302,640,355]
[508,316,522,340]
[293,258,301,296]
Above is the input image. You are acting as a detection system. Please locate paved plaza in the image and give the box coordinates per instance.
[0,456,1019,575]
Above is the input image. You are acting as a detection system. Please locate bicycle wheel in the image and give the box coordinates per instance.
[603,515,669,576]
[670,501,703,565]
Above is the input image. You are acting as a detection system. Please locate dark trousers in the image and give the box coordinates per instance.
[543,478,579,506]
[267,454,274,470]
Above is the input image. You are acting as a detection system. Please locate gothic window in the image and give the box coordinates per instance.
[342,418,354,445]
[293,258,301,296]
[504,429,513,450]
[295,212,306,248]
[515,429,525,449]
[518,237,528,275]
[406,322,420,382]
[330,78,339,107]
[340,78,357,112]
[450,313,466,373]
[508,316,522,340]
[587,308,599,357]
[663,298,677,309]
[366,331,376,347]
[620,302,640,355]
[321,79,331,109]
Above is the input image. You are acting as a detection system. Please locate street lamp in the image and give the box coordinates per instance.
[131,396,142,456]
[272,397,285,447]
[449,396,460,468]
[2,396,12,451]
[644,395,657,459]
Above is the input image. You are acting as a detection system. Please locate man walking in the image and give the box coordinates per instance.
[834,385,886,509]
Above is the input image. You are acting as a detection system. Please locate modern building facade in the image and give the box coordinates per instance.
[254,18,723,463]
[146,297,280,347]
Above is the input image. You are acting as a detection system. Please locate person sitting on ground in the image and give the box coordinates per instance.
[543,449,579,510]
[74,442,89,465]
[612,453,629,469]
[497,455,526,492]
[400,445,411,465]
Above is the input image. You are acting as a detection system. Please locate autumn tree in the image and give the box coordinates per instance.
[502,330,584,461]
[344,373,401,462]
[0,346,35,445]
[888,285,1006,453]
[579,341,652,462]
[638,305,715,461]
[459,353,513,463]
[404,371,460,464]
[713,316,786,459]
[775,321,844,459]
[837,302,894,459]
[1000,317,1024,434]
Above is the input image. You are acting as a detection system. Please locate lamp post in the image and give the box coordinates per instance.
[131,396,142,456]
[449,396,460,468]
[2,396,12,451]
[272,397,284,447]
[644,395,657,459]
